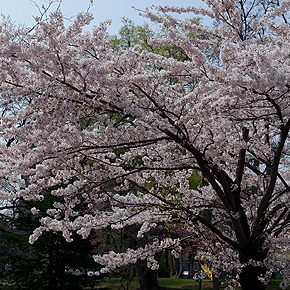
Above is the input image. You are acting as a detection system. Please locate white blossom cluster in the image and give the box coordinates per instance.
[93,238,180,274]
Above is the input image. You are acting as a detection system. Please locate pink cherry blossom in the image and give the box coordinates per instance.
[0,1,289,289]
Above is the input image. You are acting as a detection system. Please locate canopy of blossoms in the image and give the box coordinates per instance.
[0,0,289,289]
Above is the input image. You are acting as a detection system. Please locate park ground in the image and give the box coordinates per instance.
[95,277,290,290]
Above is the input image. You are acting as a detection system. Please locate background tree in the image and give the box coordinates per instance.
[111,16,202,61]
[0,194,102,290]
[110,17,155,51]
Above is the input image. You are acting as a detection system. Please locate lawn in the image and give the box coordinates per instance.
[96,277,213,290]
[95,277,290,290]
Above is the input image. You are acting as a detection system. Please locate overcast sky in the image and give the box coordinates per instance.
[0,0,210,35]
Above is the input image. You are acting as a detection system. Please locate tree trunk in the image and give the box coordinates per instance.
[212,274,219,290]
[48,245,55,290]
[135,259,160,290]
[169,252,179,277]
[239,263,267,290]
[198,279,202,290]
[238,243,269,290]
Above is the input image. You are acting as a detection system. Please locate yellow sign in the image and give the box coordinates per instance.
[199,259,213,280]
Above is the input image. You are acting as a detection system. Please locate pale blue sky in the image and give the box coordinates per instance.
[0,0,210,34]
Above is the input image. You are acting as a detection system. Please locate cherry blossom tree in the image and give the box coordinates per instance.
[0,0,289,289]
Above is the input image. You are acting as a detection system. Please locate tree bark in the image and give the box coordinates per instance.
[169,252,179,277]
[240,264,267,290]
[239,242,269,290]
[135,259,160,290]
[198,279,202,290]
[212,274,219,290]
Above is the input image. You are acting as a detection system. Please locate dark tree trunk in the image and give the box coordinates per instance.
[198,279,202,290]
[48,245,55,289]
[135,259,160,290]
[212,274,219,290]
[169,253,179,277]
[240,263,267,290]
[239,242,269,290]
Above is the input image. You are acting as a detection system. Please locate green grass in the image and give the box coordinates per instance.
[158,277,213,289]
[96,277,219,290]
[267,280,290,289]
[95,277,139,290]
[95,277,290,290]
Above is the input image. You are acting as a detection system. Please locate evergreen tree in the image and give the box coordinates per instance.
[0,194,102,290]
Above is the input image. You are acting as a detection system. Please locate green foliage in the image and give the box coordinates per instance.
[111,17,203,62]
[111,17,155,51]
[188,170,202,190]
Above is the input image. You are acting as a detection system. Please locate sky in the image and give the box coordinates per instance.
[0,0,210,35]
